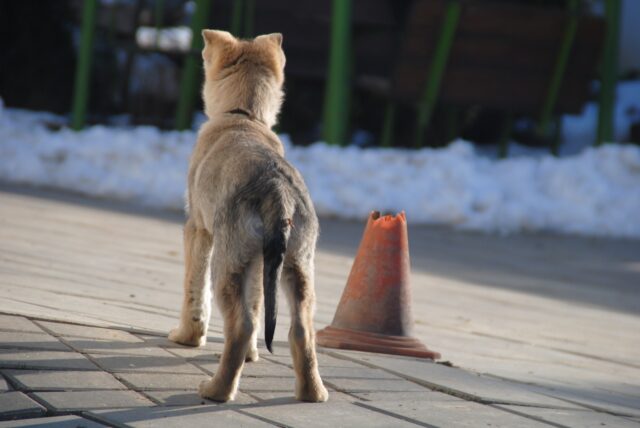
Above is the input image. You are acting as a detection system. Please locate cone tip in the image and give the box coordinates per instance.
[369,211,406,225]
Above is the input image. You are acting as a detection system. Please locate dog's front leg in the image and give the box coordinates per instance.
[169,218,213,347]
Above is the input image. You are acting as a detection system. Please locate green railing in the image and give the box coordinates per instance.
[70,0,621,155]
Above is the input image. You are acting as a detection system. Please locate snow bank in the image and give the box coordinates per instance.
[1,106,639,238]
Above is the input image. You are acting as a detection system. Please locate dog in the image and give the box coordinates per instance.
[168,29,328,403]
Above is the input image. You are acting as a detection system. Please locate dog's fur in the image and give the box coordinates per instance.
[168,29,328,403]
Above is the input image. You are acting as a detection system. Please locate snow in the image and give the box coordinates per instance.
[136,26,192,52]
[1,104,639,238]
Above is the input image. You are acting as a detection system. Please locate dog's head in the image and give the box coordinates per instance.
[200,30,285,127]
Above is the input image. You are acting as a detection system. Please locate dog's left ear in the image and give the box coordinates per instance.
[255,33,283,48]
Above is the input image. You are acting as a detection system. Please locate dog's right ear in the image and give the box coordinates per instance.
[202,29,236,64]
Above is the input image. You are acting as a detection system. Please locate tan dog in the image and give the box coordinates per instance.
[168,29,328,403]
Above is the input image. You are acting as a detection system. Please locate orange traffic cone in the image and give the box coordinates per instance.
[316,211,440,359]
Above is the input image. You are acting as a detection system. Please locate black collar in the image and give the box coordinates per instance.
[226,108,253,119]
[226,108,267,126]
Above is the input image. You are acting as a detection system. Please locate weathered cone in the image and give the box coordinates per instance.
[316,211,440,359]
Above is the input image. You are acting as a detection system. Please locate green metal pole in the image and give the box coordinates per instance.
[230,0,244,37]
[244,0,255,38]
[71,0,98,130]
[175,0,211,130]
[322,0,352,146]
[413,0,461,147]
[538,0,578,149]
[596,0,621,146]
[154,0,166,49]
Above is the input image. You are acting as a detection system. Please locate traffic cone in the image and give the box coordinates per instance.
[316,211,440,359]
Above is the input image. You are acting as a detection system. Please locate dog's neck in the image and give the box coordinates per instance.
[204,73,283,128]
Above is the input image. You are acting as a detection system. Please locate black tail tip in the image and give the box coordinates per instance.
[266,340,274,354]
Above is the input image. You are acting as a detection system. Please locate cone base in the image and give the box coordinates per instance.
[316,326,441,360]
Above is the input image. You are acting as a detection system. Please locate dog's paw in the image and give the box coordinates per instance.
[168,326,206,347]
[245,347,259,362]
[296,381,329,403]
[199,378,236,402]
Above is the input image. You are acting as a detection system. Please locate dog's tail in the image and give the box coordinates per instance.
[261,196,293,353]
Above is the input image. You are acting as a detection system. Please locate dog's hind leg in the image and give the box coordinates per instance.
[283,257,328,402]
[199,251,258,402]
[169,218,213,347]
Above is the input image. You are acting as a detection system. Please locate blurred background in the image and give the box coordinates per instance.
[1,0,638,154]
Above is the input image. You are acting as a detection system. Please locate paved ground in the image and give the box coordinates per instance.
[0,184,639,427]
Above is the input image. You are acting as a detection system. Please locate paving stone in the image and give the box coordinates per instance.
[38,322,141,342]
[353,390,462,402]
[114,372,207,390]
[63,336,178,357]
[335,351,581,409]
[89,407,273,427]
[0,315,43,333]
[0,350,99,371]
[33,390,154,411]
[358,400,549,427]
[531,385,640,417]
[165,347,222,361]
[0,331,69,351]
[0,391,46,419]
[0,415,107,427]
[324,376,428,393]
[237,376,296,392]
[194,360,294,378]
[496,405,640,427]
[4,369,126,391]
[145,390,257,406]
[0,374,9,391]
[249,390,354,403]
[243,400,418,427]
[89,354,204,374]
[137,335,225,351]
[320,366,400,380]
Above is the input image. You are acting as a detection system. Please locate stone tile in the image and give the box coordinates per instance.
[114,372,206,390]
[249,390,354,403]
[33,390,154,411]
[243,361,296,378]
[358,400,549,427]
[145,390,256,406]
[320,366,400,380]
[325,377,428,393]
[532,385,640,417]
[63,336,178,357]
[0,391,46,419]
[496,405,640,427]
[335,352,581,409]
[194,360,295,378]
[237,376,296,392]
[0,374,9,391]
[0,315,43,333]
[353,390,462,402]
[0,331,69,351]
[89,354,204,374]
[89,407,273,427]
[0,415,107,427]
[4,369,126,391]
[37,322,141,342]
[165,347,222,361]
[244,400,418,427]
[0,350,99,371]
[137,335,225,351]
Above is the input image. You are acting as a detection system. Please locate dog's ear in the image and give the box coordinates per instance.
[255,33,283,48]
[202,29,237,64]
